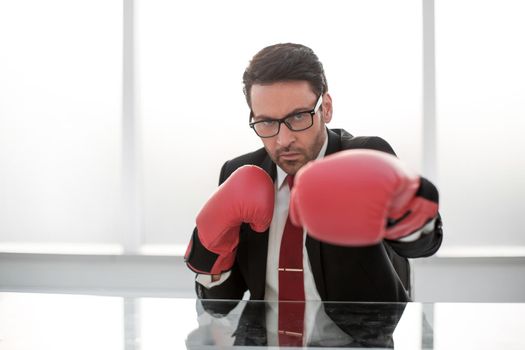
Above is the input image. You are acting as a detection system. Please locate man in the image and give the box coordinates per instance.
[185,43,442,305]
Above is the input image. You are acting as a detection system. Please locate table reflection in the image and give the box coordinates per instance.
[187,300,428,348]
[1,292,524,349]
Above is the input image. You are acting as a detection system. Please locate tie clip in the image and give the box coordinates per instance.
[278,267,303,272]
[278,330,303,337]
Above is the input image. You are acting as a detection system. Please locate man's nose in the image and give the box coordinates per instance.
[276,123,295,147]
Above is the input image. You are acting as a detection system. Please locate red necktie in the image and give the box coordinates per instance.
[278,175,305,346]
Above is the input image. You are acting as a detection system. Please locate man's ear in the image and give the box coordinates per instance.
[321,93,333,123]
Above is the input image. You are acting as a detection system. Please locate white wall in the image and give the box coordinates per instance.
[1,0,524,254]
[0,0,122,247]
[435,0,525,247]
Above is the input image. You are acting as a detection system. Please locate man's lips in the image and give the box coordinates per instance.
[279,152,301,161]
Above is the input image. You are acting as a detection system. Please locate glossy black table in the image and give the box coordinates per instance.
[0,292,523,349]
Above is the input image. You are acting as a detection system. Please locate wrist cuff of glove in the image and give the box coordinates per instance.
[385,176,439,240]
[392,216,438,242]
[416,176,439,203]
[185,228,235,275]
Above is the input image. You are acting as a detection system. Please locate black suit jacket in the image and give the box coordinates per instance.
[190,128,443,303]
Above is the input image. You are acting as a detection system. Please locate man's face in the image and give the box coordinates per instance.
[250,81,332,175]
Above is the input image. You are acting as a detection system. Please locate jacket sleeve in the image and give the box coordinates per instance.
[195,262,247,300]
[385,214,443,258]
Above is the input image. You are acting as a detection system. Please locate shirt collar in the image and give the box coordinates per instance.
[276,128,329,189]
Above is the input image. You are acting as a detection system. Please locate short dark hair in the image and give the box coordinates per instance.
[242,43,328,108]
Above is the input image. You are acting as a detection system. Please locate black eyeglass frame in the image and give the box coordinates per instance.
[249,94,323,138]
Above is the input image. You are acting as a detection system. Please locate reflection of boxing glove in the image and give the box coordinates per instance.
[289,149,439,246]
[185,165,274,274]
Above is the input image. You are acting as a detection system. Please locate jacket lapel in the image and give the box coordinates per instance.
[260,153,277,182]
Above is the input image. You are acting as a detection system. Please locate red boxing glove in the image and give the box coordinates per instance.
[289,149,439,246]
[185,165,274,274]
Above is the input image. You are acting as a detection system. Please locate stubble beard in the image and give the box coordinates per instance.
[277,156,305,176]
[271,127,326,176]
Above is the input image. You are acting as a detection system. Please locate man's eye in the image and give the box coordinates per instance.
[256,120,276,127]
[292,113,308,121]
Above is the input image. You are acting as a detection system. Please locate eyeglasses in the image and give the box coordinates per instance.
[249,94,323,138]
